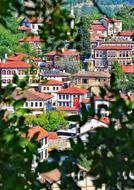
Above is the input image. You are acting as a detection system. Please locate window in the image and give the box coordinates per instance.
[82,79,88,84]
[31,102,33,107]
[59,102,62,106]
[25,102,28,107]
[53,87,55,91]
[35,102,38,107]
[2,70,6,75]
[56,87,59,91]
[96,51,99,57]
[40,102,42,107]
[45,137,47,144]
[7,70,11,75]
[2,79,6,83]
[59,95,61,99]
[7,79,11,83]
[45,149,48,158]
[73,95,76,98]
[63,95,65,99]
[47,87,49,90]
[40,139,43,146]
[40,151,44,161]
[66,95,69,99]
[66,102,69,106]
[43,87,46,91]
[63,102,65,106]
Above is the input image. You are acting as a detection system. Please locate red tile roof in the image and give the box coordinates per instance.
[102,17,121,23]
[41,79,64,85]
[57,86,89,94]
[13,89,53,101]
[45,48,80,56]
[57,106,80,111]
[19,36,44,42]
[91,24,107,31]
[7,53,41,62]
[95,45,132,50]
[28,126,49,141]
[0,61,32,68]
[95,116,110,125]
[121,65,134,73]
[118,31,134,36]
[48,132,59,140]
[18,26,31,31]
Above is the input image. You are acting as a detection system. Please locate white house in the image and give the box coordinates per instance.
[27,126,49,169]
[0,60,38,87]
[57,86,89,109]
[39,79,64,106]
[100,17,122,36]
[12,89,53,114]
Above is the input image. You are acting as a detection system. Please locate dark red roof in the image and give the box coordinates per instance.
[95,45,132,50]
[91,24,107,31]
[41,79,64,85]
[57,87,89,94]
[0,61,32,68]
[19,36,44,42]
[121,65,134,73]
[118,31,134,36]
[57,106,80,111]
[48,132,59,140]
[18,26,31,31]
[7,53,41,62]
[45,48,80,56]
[28,126,49,141]
[102,17,121,23]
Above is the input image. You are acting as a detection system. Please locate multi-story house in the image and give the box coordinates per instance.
[71,70,110,88]
[7,52,46,68]
[39,79,64,106]
[45,48,80,69]
[57,86,89,109]
[40,69,71,88]
[89,20,107,41]
[0,60,38,87]
[19,17,44,34]
[12,89,53,114]
[19,36,44,54]
[27,126,48,169]
[116,31,134,41]
[100,17,122,36]
[94,45,132,71]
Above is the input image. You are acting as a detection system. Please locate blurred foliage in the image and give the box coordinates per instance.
[25,111,69,131]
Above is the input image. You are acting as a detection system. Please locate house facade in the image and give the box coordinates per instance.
[12,89,53,114]
[94,45,132,71]
[0,61,38,87]
[45,48,80,70]
[27,126,49,169]
[71,70,110,88]
[100,17,122,36]
[57,86,89,108]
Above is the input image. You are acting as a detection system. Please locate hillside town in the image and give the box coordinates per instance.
[0,1,134,190]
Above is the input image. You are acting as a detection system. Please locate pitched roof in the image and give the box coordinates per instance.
[121,65,134,73]
[28,126,49,141]
[91,24,107,31]
[48,132,59,140]
[19,36,44,42]
[57,106,80,111]
[18,26,31,31]
[94,116,110,125]
[0,61,32,68]
[72,71,110,78]
[13,89,53,101]
[57,86,89,94]
[95,45,132,50]
[41,79,64,85]
[118,31,134,36]
[45,48,80,56]
[102,17,121,23]
[7,52,41,62]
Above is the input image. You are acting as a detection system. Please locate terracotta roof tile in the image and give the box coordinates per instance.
[13,89,53,101]
[102,17,121,23]
[91,24,107,31]
[94,116,110,125]
[45,48,80,56]
[0,61,32,68]
[18,26,31,31]
[118,31,134,36]
[43,79,64,85]
[28,126,49,141]
[57,106,80,111]
[57,87,89,94]
[121,65,134,73]
[72,71,110,78]
[48,132,59,140]
[95,45,132,50]
[19,36,44,42]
